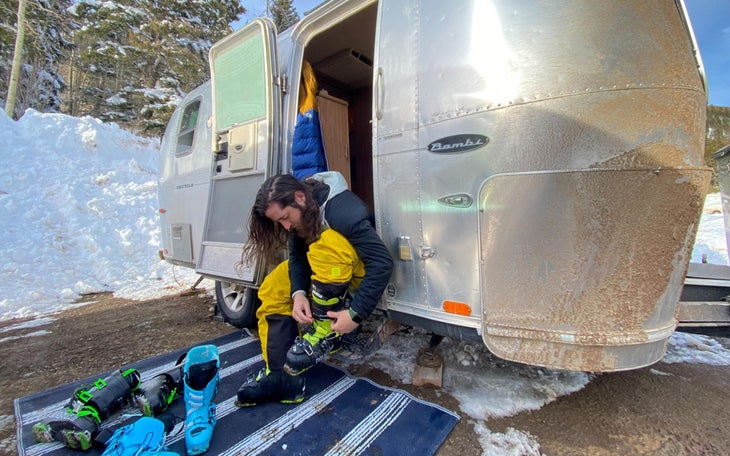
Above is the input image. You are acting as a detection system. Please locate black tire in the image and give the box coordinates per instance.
[214,281,258,328]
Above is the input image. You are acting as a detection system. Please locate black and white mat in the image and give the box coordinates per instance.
[15,330,459,455]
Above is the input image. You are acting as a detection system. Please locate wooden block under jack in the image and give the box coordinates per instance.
[179,276,206,297]
[179,288,201,297]
[377,319,402,342]
[412,347,444,388]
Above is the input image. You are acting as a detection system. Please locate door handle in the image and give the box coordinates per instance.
[375,67,383,121]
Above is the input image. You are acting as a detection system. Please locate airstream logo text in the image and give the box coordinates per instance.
[428,134,489,153]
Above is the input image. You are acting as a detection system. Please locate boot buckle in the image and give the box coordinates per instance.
[303,341,316,357]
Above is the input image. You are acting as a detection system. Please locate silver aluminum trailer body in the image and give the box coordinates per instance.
[158,0,710,372]
[158,82,212,269]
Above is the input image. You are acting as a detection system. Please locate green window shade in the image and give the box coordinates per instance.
[213,33,267,131]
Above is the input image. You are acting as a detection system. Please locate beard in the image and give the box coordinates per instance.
[289,200,321,244]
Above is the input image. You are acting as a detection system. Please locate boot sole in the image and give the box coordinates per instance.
[283,364,311,376]
[234,395,305,408]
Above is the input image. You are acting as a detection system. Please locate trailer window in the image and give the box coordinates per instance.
[211,32,267,132]
[176,100,201,156]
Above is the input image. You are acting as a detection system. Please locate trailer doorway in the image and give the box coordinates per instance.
[299,1,378,209]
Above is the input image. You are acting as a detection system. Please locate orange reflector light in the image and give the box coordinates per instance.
[443,300,472,316]
[158,208,167,213]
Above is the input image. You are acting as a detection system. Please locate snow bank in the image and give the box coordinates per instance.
[0,110,202,321]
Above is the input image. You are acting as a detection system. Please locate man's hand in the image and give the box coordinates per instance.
[292,293,314,324]
[327,309,359,334]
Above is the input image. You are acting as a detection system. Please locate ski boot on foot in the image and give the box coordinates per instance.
[283,279,347,376]
[183,345,220,455]
[283,331,342,376]
[235,368,305,407]
[32,368,141,450]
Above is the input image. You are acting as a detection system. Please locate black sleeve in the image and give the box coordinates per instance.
[325,192,394,318]
[288,236,311,297]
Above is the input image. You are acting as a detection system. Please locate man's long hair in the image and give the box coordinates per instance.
[241,174,321,265]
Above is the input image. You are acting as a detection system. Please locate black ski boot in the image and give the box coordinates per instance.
[136,364,183,417]
[31,411,99,451]
[68,368,142,421]
[32,368,141,450]
[283,331,342,376]
[235,368,305,407]
[283,280,346,376]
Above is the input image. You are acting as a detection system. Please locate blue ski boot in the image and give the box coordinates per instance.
[183,345,220,455]
[101,416,179,456]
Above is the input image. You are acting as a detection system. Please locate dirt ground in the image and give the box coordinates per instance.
[1,292,728,456]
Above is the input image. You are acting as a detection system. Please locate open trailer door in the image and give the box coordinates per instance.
[198,18,280,284]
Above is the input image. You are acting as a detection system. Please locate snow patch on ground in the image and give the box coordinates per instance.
[0,330,52,344]
[365,327,591,418]
[0,317,55,333]
[692,192,729,265]
[661,332,730,365]
[649,368,674,376]
[476,422,543,456]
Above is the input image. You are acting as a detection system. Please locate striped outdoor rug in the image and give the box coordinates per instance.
[15,330,459,455]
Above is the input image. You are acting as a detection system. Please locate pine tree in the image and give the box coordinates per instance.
[270,0,299,33]
[69,0,244,133]
[705,105,730,182]
[1,0,73,118]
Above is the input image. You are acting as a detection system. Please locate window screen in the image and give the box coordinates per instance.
[176,100,201,155]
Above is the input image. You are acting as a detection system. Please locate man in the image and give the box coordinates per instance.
[236,172,393,406]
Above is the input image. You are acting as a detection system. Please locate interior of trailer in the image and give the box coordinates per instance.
[299,2,378,209]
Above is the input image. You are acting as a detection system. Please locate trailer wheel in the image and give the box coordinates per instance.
[215,281,258,328]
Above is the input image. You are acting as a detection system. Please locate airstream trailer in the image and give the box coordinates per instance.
[157,0,712,372]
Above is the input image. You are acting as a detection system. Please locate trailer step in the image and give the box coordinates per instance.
[679,262,730,327]
[677,301,730,326]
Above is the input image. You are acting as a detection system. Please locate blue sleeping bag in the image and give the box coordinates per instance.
[291,60,327,179]
[291,109,327,180]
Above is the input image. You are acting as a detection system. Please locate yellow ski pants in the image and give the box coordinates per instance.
[256,228,364,369]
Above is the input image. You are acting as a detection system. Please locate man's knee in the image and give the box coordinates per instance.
[257,261,294,318]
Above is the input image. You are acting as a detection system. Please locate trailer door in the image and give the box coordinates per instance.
[199,18,280,284]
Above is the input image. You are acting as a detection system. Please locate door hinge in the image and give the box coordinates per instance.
[276,74,288,94]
